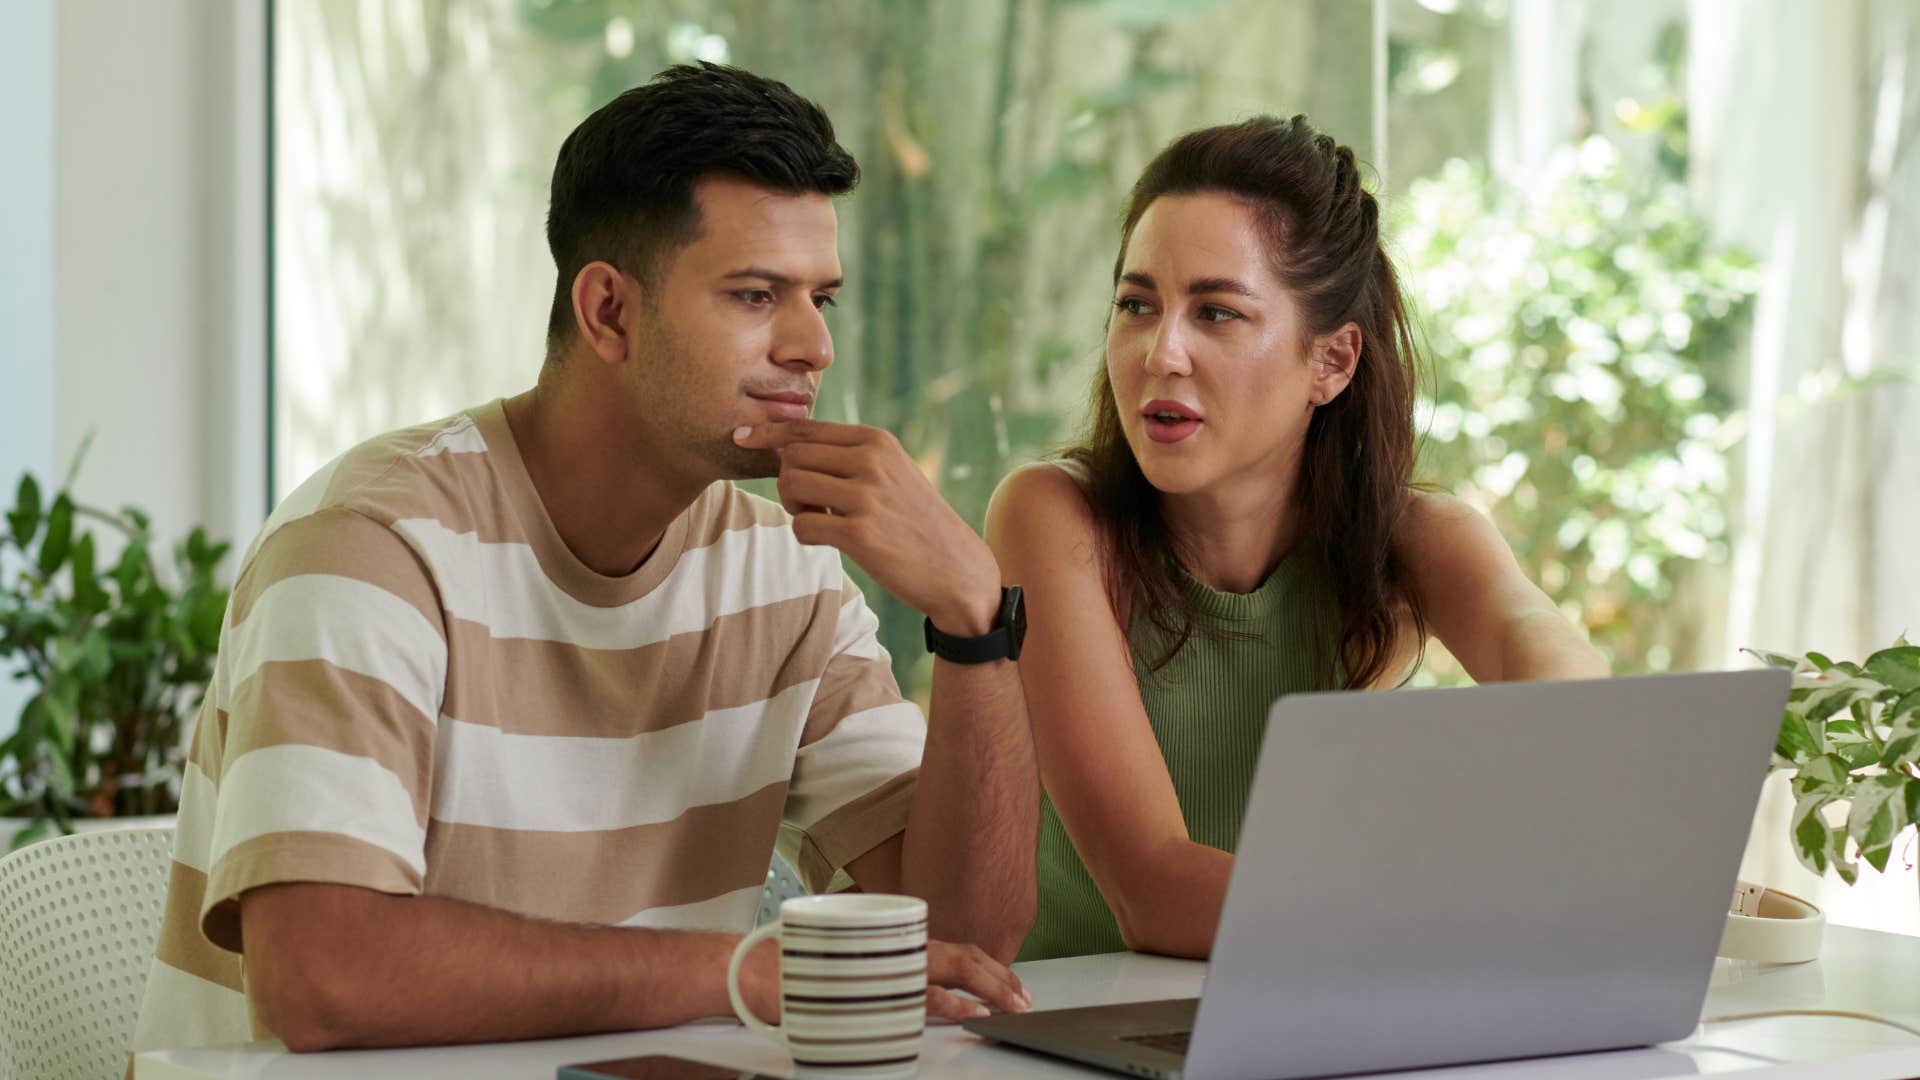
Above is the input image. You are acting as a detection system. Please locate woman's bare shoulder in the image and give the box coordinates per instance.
[1404,489,1480,527]
[1398,490,1511,559]
[988,460,1100,539]
[987,460,1125,618]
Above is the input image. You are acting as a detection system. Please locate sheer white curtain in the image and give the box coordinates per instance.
[1689,0,1920,934]
[1480,0,1918,933]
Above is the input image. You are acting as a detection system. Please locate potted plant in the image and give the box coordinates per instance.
[0,460,231,850]
[1746,639,1920,898]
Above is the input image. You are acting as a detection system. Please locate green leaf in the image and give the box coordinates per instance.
[9,820,54,852]
[1834,740,1881,770]
[1774,710,1820,764]
[1879,732,1920,770]
[185,526,209,566]
[77,629,111,681]
[42,681,78,747]
[189,592,227,653]
[1847,774,1907,873]
[7,473,42,545]
[1800,677,1886,722]
[1743,647,1803,671]
[1826,718,1868,742]
[1791,752,1852,796]
[1891,689,1920,729]
[45,737,74,797]
[112,542,147,594]
[1805,651,1835,670]
[1865,646,1920,693]
[15,692,47,745]
[37,494,73,577]
[60,430,94,491]
[1790,793,1834,875]
[71,529,95,585]
[68,531,102,614]
[1830,828,1858,885]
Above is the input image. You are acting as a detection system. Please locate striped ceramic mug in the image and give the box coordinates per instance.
[727,894,928,1077]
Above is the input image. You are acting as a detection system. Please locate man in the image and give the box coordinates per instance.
[131,62,1038,1055]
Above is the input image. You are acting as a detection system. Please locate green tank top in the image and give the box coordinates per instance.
[1018,553,1340,961]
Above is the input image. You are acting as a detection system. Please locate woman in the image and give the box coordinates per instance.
[984,115,1609,961]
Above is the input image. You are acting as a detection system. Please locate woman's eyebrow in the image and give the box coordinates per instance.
[1118,270,1257,299]
[1187,276,1256,298]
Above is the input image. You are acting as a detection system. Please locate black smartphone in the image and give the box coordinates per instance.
[557,1054,781,1080]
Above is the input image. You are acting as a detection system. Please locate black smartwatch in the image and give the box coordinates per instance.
[924,585,1026,664]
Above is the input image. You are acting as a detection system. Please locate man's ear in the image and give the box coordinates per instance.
[1309,322,1362,407]
[570,261,639,365]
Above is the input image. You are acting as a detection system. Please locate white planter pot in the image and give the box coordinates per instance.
[0,812,177,853]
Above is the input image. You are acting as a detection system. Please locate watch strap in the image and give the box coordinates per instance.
[924,586,1022,665]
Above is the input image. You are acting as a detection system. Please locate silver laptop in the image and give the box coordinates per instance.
[966,671,1789,1080]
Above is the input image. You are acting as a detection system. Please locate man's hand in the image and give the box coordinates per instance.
[738,936,1033,1024]
[734,420,1001,636]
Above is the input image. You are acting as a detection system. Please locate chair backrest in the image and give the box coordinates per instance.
[0,826,175,1080]
[756,853,809,927]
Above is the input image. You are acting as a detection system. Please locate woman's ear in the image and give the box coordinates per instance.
[1309,322,1362,406]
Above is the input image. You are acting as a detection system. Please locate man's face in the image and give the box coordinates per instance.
[627,175,842,480]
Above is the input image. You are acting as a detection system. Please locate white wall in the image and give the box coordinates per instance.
[0,0,267,739]
[0,1,56,488]
[0,0,59,740]
[53,0,268,554]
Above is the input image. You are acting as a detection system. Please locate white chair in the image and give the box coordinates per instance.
[756,853,809,926]
[0,826,175,1080]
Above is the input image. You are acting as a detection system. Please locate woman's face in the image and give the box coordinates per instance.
[1106,192,1343,498]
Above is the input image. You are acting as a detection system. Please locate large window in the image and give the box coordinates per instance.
[276,0,1920,931]
[274,0,1376,694]
[274,0,1920,687]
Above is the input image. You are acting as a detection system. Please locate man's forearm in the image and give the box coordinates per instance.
[246,885,754,1051]
[902,658,1039,962]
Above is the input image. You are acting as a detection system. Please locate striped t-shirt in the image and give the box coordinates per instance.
[130,400,925,1053]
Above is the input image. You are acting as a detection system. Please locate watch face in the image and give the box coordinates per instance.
[1003,585,1027,657]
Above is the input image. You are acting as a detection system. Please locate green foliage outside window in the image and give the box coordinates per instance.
[1394,136,1759,676]
[282,1,1769,694]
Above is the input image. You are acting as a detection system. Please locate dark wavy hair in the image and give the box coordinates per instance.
[543,62,859,355]
[1067,115,1424,689]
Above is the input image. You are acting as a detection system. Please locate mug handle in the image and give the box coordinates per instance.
[727,921,784,1041]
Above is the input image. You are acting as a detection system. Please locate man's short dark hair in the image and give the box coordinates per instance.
[543,62,860,355]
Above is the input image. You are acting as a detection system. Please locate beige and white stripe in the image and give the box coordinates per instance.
[131,399,925,1056]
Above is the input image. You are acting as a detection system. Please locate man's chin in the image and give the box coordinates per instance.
[715,444,781,481]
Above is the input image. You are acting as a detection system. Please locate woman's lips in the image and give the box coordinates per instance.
[1144,415,1202,443]
[1142,399,1202,444]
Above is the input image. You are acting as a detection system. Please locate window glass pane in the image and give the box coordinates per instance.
[1384,0,1920,935]
[273,0,1375,697]
[1386,0,1752,681]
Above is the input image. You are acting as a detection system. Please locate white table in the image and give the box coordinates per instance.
[136,926,1920,1080]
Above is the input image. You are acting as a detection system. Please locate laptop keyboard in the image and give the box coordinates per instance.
[1121,1030,1192,1056]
